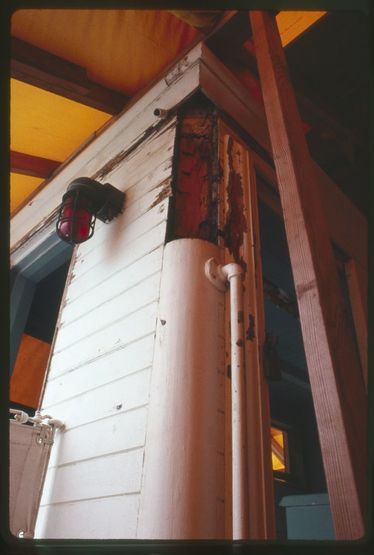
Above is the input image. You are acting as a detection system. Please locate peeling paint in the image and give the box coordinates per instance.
[223,136,248,270]
[172,106,218,242]
[246,314,255,341]
[11,206,61,255]
[165,55,190,86]
[149,182,173,210]
[296,280,317,299]
[264,279,299,317]
[92,118,176,180]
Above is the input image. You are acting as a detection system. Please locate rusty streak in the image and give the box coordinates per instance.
[149,182,173,210]
[223,136,247,269]
[246,314,255,341]
[173,105,218,241]
[92,118,176,180]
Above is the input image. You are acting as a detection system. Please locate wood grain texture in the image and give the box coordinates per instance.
[250,10,367,539]
[345,259,368,389]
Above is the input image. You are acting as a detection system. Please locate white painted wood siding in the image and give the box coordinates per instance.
[34,118,177,539]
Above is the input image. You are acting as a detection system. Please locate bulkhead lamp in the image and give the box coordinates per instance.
[56,177,125,244]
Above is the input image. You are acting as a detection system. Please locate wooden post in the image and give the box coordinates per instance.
[250,11,367,539]
[345,259,368,390]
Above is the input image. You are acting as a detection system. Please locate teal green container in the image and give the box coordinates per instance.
[279,493,335,540]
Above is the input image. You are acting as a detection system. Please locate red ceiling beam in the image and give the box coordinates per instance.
[250,10,367,539]
[11,37,128,115]
[11,150,60,179]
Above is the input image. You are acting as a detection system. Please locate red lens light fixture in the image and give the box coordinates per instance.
[56,177,125,244]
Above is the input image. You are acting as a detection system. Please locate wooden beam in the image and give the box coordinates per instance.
[199,46,367,268]
[11,150,60,179]
[11,37,128,114]
[250,11,367,540]
[345,259,368,390]
[239,38,363,151]
[251,149,368,271]
[206,11,252,60]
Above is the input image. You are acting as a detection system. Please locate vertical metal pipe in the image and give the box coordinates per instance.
[205,259,249,538]
[225,266,249,539]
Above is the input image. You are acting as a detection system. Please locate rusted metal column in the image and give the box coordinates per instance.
[250,10,367,539]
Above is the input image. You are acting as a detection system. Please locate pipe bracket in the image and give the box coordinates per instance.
[204,258,228,292]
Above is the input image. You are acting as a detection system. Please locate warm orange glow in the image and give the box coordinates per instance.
[276,11,327,46]
[10,79,112,213]
[11,79,111,162]
[10,172,44,214]
[11,10,199,96]
[271,426,287,472]
[10,334,51,408]
[272,429,284,448]
[272,452,285,471]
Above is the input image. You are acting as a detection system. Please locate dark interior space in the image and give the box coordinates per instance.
[209,10,369,217]
[285,11,369,216]
[10,259,71,415]
[259,197,328,538]
[25,260,70,343]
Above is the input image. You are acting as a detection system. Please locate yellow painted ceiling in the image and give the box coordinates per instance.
[276,11,326,46]
[11,10,199,96]
[11,79,112,161]
[10,173,44,214]
[10,10,325,215]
